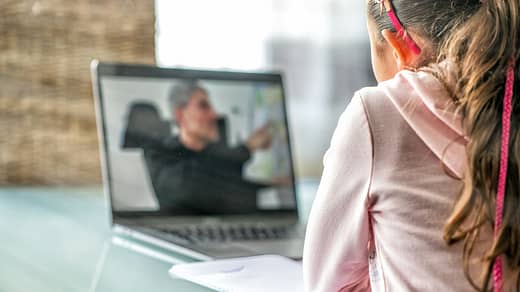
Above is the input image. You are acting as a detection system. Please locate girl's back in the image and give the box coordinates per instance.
[303,0,520,291]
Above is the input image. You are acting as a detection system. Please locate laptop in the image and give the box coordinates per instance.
[91,60,305,260]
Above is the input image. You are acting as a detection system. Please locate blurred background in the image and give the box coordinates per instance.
[0,0,375,186]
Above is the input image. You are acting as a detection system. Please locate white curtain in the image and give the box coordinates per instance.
[156,0,376,178]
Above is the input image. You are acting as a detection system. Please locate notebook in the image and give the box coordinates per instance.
[91,60,305,260]
[169,255,303,292]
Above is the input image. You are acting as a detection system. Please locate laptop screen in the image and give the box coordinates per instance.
[93,62,297,216]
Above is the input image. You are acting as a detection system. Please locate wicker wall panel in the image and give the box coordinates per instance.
[0,0,155,185]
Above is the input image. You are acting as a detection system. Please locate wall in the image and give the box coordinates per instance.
[0,0,155,184]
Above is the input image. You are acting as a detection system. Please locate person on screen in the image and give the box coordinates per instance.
[143,80,279,215]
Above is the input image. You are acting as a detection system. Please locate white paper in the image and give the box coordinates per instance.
[169,255,303,292]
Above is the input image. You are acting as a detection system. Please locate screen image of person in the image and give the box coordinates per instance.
[143,80,287,215]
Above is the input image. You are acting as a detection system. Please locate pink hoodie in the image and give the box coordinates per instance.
[302,70,514,291]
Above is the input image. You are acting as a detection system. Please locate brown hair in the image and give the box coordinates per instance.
[368,0,519,290]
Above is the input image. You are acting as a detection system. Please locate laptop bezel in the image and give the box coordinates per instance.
[91,60,300,222]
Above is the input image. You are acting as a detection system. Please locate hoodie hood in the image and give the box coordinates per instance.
[379,69,466,178]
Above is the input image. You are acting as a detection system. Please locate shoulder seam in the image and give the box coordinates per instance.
[356,91,376,204]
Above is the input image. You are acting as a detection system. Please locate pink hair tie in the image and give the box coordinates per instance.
[374,0,422,55]
[493,56,516,292]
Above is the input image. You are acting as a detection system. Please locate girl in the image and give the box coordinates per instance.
[303,0,519,291]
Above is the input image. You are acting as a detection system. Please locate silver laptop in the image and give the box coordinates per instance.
[91,60,304,260]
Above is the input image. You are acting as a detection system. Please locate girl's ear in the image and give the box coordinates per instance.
[381,29,419,70]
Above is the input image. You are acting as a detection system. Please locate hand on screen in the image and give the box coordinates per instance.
[246,123,272,151]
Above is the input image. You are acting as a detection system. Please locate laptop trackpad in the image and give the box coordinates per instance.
[234,239,304,259]
[195,242,257,259]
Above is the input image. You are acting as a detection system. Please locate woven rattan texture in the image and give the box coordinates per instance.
[0,0,155,185]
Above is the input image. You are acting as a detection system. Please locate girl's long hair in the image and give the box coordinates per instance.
[440,1,519,290]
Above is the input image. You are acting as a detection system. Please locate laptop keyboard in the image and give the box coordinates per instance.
[159,224,294,243]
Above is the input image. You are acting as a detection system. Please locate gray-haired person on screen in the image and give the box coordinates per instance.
[143,80,277,215]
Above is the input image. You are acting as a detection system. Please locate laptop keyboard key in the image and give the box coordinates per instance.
[160,224,294,243]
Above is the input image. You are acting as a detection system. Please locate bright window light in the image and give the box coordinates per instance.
[156,0,273,70]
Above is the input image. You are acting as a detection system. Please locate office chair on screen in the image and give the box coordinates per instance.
[121,102,172,149]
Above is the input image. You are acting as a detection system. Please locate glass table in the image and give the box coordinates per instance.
[0,180,318,292]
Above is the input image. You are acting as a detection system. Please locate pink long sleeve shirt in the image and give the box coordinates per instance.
[303,70,515,291]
